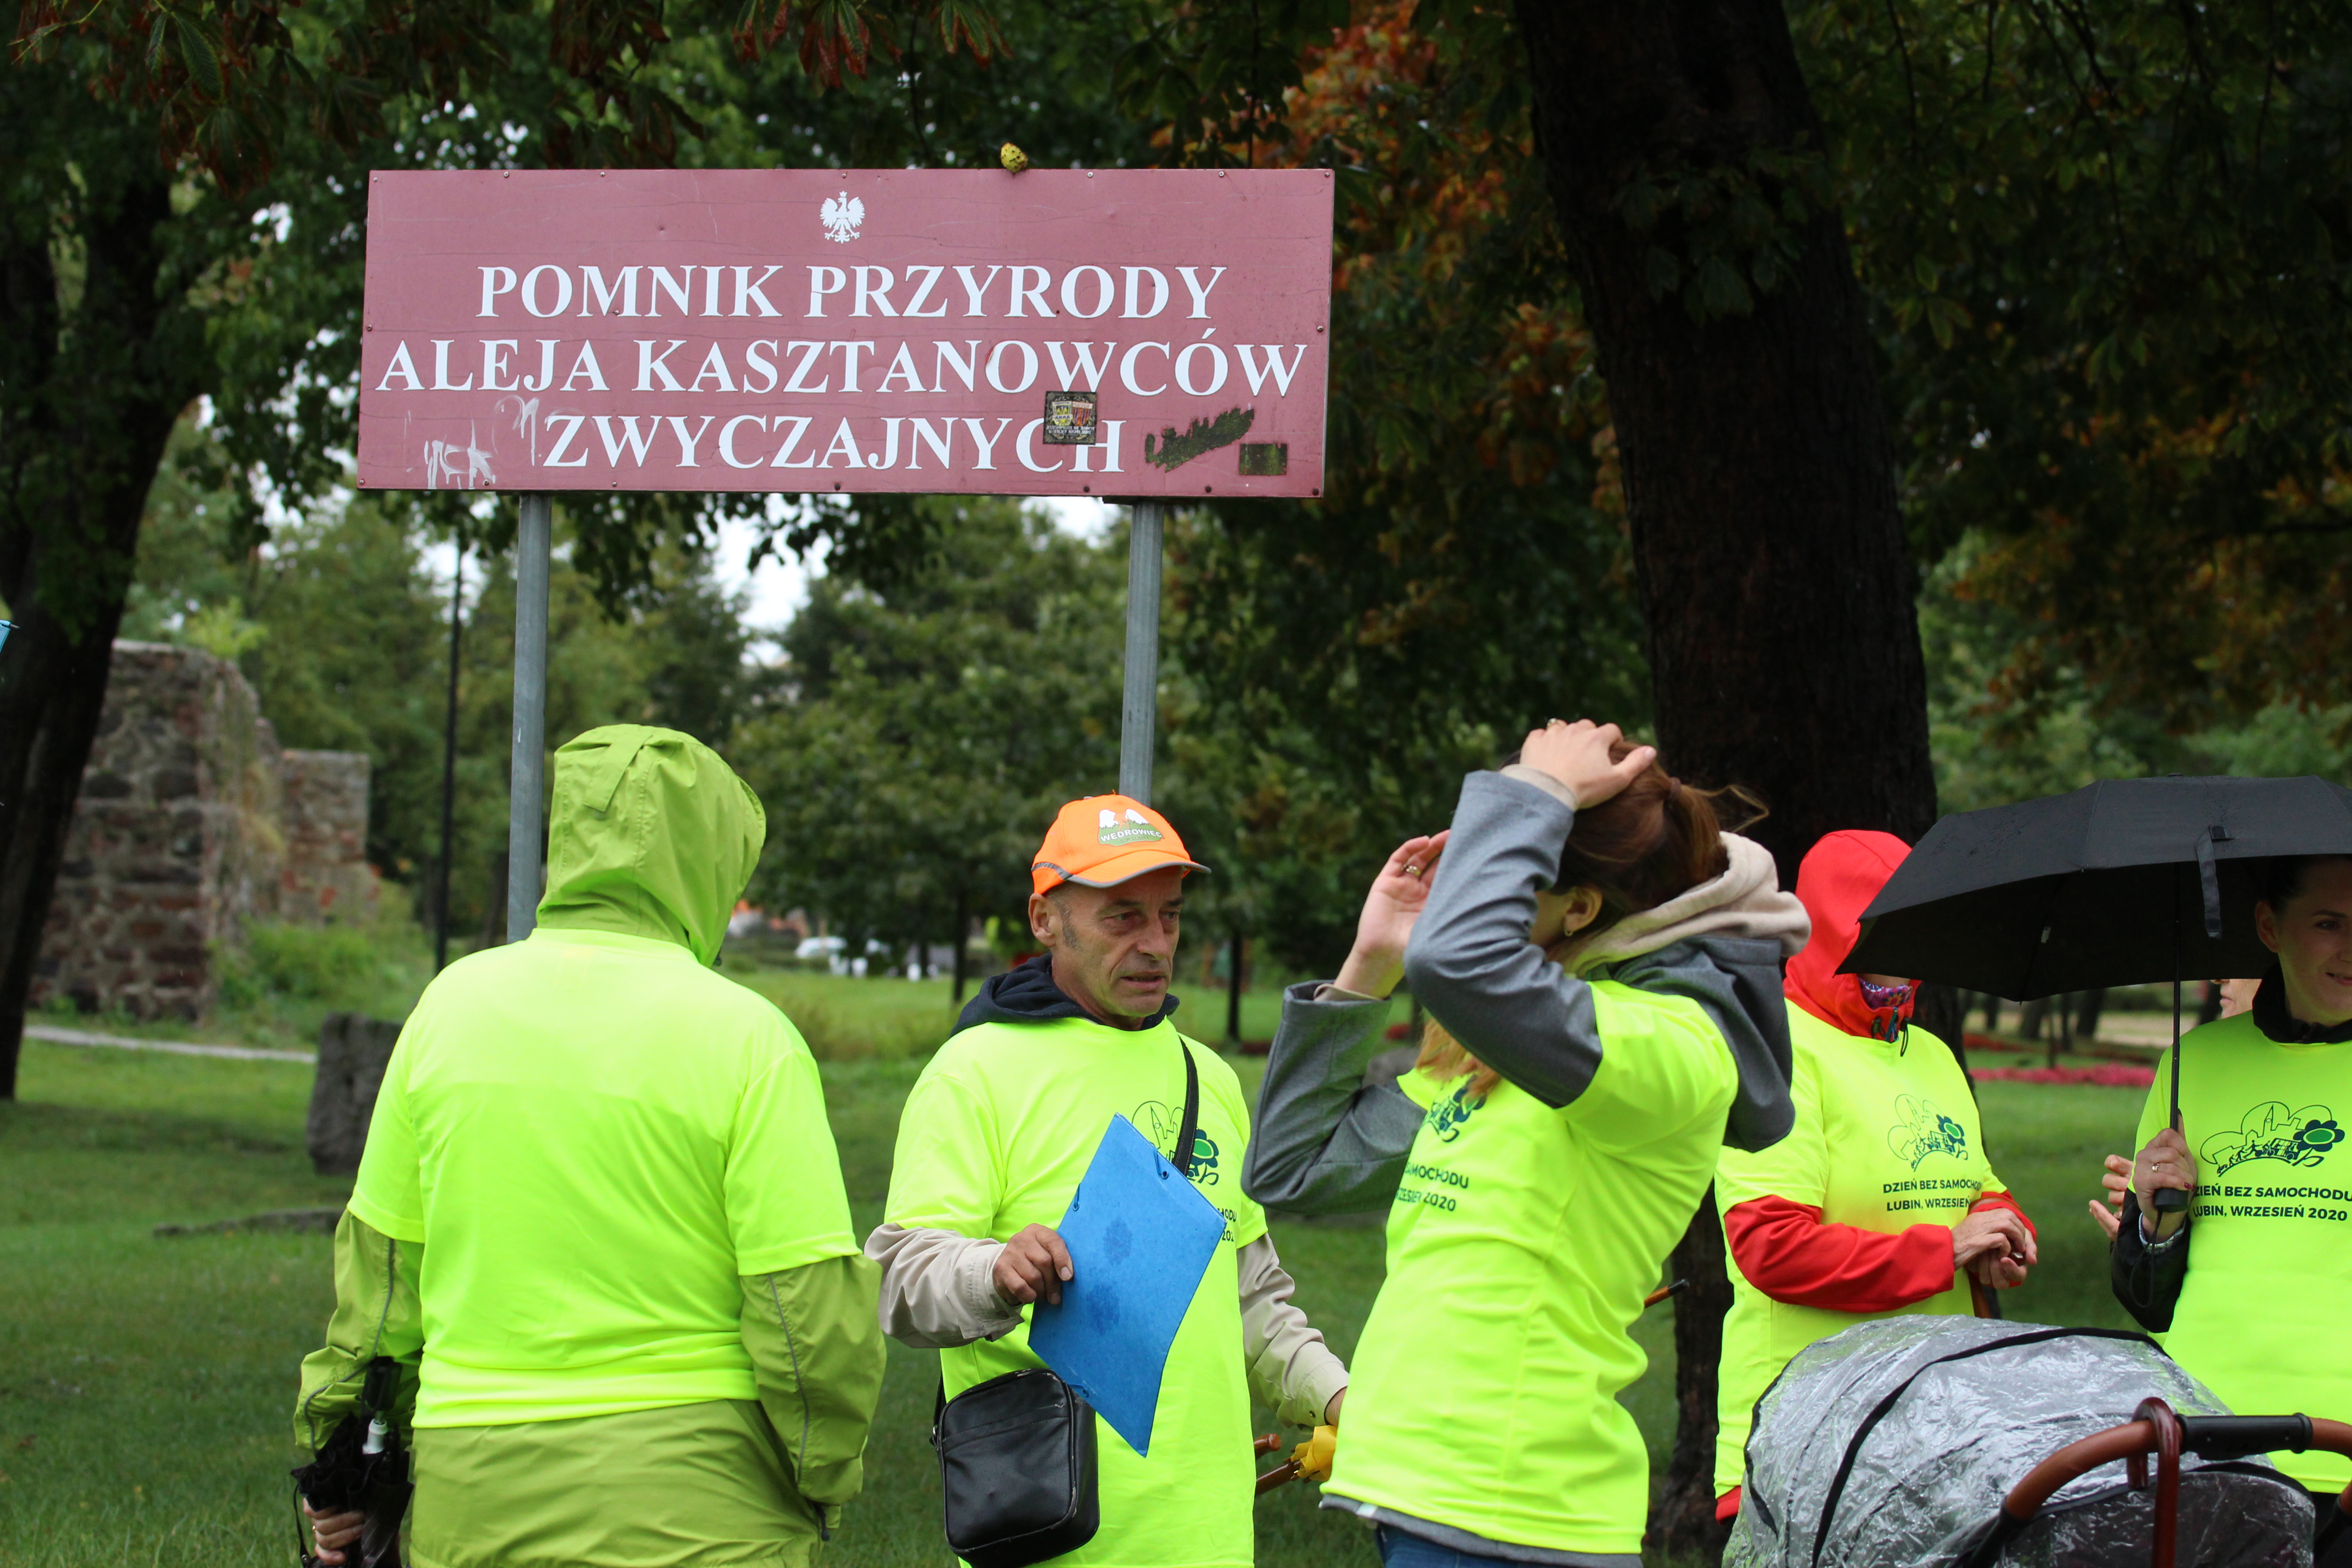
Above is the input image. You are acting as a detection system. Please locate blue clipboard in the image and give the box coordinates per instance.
[1026,1114,1225,1456]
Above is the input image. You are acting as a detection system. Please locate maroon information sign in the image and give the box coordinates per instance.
[356,167,1333,497]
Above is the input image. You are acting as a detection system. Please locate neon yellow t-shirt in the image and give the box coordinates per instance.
[348,926,858,1428]
[1711,1004,2004,1494]
[883,1016,1267,1568]
[2135,1011,2352,1491]
[1323,982,1736,1558]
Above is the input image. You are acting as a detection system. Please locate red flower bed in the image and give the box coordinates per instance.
[1973,1064,2156,1088]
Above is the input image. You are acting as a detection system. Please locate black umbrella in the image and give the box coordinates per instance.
[1843,775,2352,1210]
[292,1357,411,1568]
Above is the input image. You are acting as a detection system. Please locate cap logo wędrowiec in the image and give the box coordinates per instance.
[1096,806,1164,847]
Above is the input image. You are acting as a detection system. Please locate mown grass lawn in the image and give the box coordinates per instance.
[0,990,2142,1568]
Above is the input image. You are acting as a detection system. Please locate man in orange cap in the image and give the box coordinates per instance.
[867,794,1348,1567]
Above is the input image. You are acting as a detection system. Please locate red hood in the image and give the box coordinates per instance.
[1785,830,1916,1042]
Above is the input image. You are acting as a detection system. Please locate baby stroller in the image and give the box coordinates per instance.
[1726,1317,2352,1568]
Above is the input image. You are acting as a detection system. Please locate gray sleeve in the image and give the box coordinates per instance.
[1399,769,1603,1110]
[1241,982,1425,1215]
[1236,1234,1348,1426]
[2110,1191,2190,1333]
[862,1223,1024,1349]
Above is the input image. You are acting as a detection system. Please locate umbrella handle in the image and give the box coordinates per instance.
[2153,1037,2190,1214]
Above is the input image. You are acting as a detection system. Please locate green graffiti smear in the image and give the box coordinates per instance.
[1144,406,1256,472]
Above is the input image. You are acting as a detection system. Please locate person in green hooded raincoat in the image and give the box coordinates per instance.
[294,726,885,1568]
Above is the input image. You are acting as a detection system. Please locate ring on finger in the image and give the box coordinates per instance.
[1404,863,1422,877]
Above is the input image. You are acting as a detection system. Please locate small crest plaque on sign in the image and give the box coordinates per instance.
[1043,390,1098,445]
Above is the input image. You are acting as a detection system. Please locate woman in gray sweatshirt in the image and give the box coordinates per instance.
[1242,720,1808,1568]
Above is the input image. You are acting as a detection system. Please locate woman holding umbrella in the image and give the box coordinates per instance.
[1711,830,2037,1522]
[2116,853,2352,1532]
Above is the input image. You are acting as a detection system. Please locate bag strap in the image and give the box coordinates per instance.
[1173,1039,1200,1181]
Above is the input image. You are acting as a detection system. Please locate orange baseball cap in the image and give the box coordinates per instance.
[1031,795,1209,896]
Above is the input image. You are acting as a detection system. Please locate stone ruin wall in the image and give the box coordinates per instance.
[280,750,378,924]
[34,641,378,1020]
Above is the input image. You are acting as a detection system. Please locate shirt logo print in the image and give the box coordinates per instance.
[1888,1094,1969,1170]
[2202,1101,2344,1176]
[1132,1098,1219,1185]
[1423,1082,1485,1143]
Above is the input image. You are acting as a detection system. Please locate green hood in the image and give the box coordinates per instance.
[534,726,765,964]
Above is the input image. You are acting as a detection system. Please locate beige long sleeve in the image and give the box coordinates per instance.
[864,1222,1025,1349]
[868,1224,1348,1425]
[1237,1233,1348,1427]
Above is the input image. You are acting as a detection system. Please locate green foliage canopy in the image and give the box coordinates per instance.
[735,499,1122,954]
[1798,0,2352,732]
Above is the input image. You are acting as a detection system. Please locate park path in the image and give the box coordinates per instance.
[24,1023,311,1063]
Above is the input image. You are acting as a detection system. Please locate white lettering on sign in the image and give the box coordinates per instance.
[376,342,422,391]
[955,265,1002,317]
[770,416,817,468]
[482,340,520,392]
[522,266,573,318]
[733,266,783,317]
[1046,342,1112,390]
[360,168,1331,495]
[782,341,828,393]
[719,415,766,468]
[1237,343,1305,395]
[1176,335,1227,397]
[469,262,1269,323]
[431,340,473,391]
[563,343,608,391]
[1120,342,1171,396]
[902,265,949,318]
[1122,267,1168,319]
[1177,266,1227,318]
[377,335,1312,412]
[544,413,589,466]
[595,415,660,466]
[853,267,897,317]
[637,340,686,393]
[583,267,638,317]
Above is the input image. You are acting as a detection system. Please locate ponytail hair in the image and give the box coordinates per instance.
[1415,737,1764,1098]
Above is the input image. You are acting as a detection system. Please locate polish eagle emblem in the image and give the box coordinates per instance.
[820,191,864,244]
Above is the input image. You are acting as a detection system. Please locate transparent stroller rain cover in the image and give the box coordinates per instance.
[1725,1317,2313,1568]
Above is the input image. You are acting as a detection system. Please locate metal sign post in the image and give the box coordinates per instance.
[1118,502,1165,805]
[506,493,551,942]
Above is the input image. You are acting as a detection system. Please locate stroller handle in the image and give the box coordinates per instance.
[1968,1411,2352,1568]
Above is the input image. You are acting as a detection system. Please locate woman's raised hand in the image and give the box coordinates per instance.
[1519,720,1656,810]
[2087,1153,2132,1241]
[1334,832,1450,1000]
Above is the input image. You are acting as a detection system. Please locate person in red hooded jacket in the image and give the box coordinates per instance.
[1709,830,2038,1519]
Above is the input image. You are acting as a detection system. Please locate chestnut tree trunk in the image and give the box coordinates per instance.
[0,73,195,1099]
[1511,0,1940,1550]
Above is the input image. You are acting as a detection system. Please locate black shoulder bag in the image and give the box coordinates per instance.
[931,1041,1200,1568]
